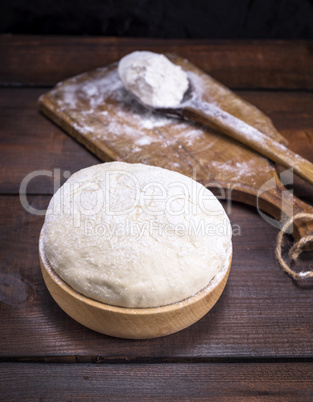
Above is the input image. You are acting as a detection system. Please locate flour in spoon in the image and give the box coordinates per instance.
[118,51,189,108]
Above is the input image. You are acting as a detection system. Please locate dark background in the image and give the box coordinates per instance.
[1,0,313,39]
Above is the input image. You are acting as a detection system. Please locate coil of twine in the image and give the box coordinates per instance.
[276,213,313,280]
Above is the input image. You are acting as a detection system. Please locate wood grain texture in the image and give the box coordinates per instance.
[1,35,313,89]
[38,58,313,243]
[1,196,313,359]
[1,362,313,400]
[2,36,313,399]
[0,88,99,194]
[1,88,312,201]
[182,98,313,186]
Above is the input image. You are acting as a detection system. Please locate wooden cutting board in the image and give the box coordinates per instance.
[39,54,313,245]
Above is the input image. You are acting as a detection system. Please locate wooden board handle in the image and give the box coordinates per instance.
[229,171,313,249]
[182,99,313,187]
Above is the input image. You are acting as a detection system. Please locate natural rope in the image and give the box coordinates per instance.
[276,213,313,280]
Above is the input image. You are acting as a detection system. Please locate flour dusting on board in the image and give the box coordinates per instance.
[55,68,176,133]
[42,61,276,185]
[49,66,201,169]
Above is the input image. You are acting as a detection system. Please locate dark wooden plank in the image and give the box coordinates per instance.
[1,195,313,359]
[1,362,313,400]
[0,88,99,194]
[1,35,313,89]
[1,87,313,200]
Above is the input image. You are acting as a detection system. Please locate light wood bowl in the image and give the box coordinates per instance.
[39,233,232,339]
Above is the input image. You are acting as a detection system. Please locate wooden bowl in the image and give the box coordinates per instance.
[39,232,232,339]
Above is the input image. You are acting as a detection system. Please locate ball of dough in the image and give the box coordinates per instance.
[42,162,232,308]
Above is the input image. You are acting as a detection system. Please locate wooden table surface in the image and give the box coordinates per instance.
[1,35,313,400]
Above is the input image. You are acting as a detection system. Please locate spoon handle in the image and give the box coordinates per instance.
[182,98,313,187]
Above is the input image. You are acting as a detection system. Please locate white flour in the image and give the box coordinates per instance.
[118,51,189,108]
[49,65,264,183]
